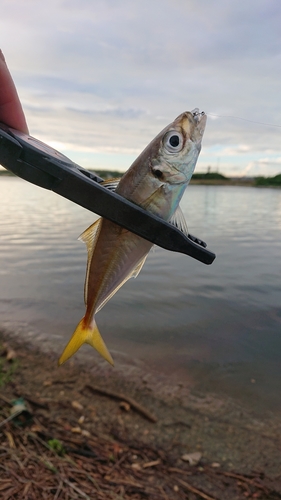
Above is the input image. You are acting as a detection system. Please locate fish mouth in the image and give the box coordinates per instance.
[190,108,207,144]
[191,108,206,123]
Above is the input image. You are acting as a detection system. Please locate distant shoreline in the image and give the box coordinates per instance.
[189,179,255,186]
[0,168,280,188]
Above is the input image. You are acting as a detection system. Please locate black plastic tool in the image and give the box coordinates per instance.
[0,123,215,264]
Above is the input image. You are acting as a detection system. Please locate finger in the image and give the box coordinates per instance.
[0,50,29,134]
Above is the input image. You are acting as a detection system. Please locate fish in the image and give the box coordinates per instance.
[58,109,207,366]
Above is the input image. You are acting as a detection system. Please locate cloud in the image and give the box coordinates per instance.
[1,0,281,174]
[258,157,281,164]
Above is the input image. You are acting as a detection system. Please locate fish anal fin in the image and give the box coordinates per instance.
[79,218,102,305]
[58,318,114,366]
[79,218,102,249]
[95,254,149,313]
[169,206,189,237]
[131,255,147,278]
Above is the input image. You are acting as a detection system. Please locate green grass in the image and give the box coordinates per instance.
[0,357,18,387]
[47,439,66,457]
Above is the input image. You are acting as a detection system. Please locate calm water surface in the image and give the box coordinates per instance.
[1,177,281,413]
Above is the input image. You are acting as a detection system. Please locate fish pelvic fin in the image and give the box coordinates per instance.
[58,318,114,366]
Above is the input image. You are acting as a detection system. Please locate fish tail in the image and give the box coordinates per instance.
[58,318,114,366]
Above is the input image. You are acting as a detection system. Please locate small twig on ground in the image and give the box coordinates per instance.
[212,469,270,493]
[61,477,91,499]
[53,480,63,500]
[176,477,218,500]
[84,384,158,423]
[0,394,13,405]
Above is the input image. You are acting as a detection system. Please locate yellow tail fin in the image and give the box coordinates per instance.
[58,318,114,366]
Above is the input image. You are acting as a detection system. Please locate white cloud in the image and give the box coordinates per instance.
[1,0,281,174]
[258,157,281,164]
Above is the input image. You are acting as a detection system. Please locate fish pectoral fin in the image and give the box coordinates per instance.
[58,318,114,366]
[169,206,189,237]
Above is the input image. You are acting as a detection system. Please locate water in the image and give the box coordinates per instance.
[1,177,281,414]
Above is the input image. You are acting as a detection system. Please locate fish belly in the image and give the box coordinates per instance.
[85,218,153,320]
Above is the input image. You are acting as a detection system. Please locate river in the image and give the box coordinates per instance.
[1,177,281,415]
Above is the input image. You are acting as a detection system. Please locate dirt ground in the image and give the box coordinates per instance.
[0,331,281,500]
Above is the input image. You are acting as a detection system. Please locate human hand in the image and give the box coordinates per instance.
[0,50,28,134]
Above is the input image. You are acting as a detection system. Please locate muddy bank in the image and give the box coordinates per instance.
[0,330,281,499]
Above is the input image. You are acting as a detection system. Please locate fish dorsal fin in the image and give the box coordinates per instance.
[101,178,121,191]
[95,254,148,313]
[79,218,102,304]
[169,206,189,237]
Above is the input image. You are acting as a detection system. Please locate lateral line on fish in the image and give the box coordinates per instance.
[207,112,281,129]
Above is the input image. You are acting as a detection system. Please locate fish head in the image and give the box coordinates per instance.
[117,109,207,219]
[151,108,207,185]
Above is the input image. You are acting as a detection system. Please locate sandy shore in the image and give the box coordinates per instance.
[1,330,281,499]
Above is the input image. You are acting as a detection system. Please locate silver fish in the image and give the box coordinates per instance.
[59,109,207,366]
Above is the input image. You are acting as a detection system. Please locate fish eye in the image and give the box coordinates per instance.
[163,131,183,153]
[169,135,180,147]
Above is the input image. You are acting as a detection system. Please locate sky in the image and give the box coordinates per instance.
[1,0,281,177]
